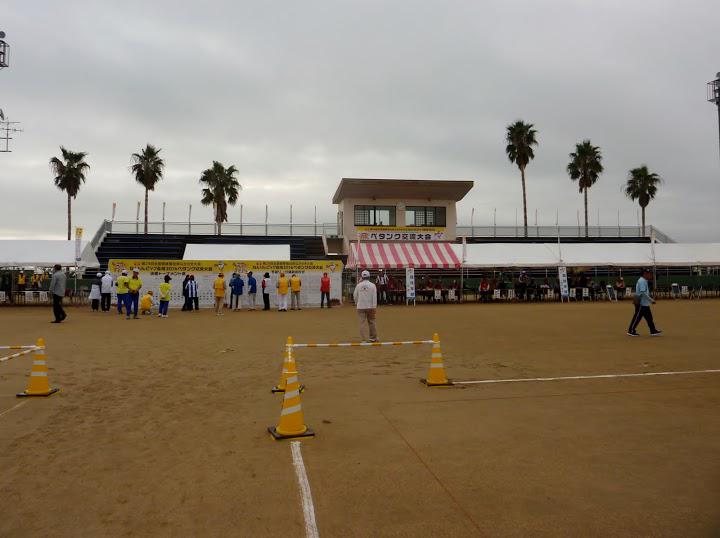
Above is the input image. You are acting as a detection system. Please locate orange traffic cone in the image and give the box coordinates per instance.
[272,337,304,393]
[17,338,59,397]
[268,372,314,440]
[421,333,453,387]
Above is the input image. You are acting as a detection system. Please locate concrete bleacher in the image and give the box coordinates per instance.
[88,233,328,275]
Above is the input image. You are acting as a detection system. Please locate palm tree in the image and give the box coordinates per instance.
[131,144,165,234]
[505,121,538,237]
[50,147,90,240]
[567,140,604,238]
[199,161,241,236]
[625,166,662,236]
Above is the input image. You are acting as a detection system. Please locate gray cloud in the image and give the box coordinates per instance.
[1,0,719,241]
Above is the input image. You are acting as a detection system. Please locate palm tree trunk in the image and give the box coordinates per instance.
[144,188,149,234]
[584,188,589,238]
[641,206,646,236]
[520,165,528,237]
[217,218,222,236]
[67,193,72,241]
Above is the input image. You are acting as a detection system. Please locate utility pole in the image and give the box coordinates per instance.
[707,72,720,163]
[0,30,22,152]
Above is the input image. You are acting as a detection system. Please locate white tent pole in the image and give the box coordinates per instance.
[111,202,116,222]
[188,204,192,234]
[471,207,475,237]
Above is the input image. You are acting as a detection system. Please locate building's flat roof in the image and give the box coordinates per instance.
[332,178,474,204]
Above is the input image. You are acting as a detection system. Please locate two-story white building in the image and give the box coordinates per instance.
[332,178,473,268]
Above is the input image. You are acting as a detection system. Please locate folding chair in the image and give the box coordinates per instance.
[507,289,515,300]
[582,287,590,301]
[681,285,689,298]
[39,291,49,303]
[493,289,501,300]
[448,289,457,302]
[569,288,576,301]
[433,289,441,302]
[0,291,5,303]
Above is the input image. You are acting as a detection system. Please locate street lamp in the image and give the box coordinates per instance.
[708,72,720,161]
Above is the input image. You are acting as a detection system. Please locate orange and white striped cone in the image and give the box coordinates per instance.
[268,372,314,440]
[17,338,59,397]
[271,336,305,393]
[421,333,453,387]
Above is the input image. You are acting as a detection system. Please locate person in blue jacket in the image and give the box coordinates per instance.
[247,271,258,310]
[229,272,245,311]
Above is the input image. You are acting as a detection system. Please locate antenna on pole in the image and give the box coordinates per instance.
[0,30,23,152]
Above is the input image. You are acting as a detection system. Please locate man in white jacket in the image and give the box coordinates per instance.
[353,270,378,342]
[100,271,113,312]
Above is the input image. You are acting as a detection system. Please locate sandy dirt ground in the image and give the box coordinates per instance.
[1,300,719,537]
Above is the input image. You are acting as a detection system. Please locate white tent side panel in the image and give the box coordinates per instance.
[183,243,291,261]
[558,243,654,267]
[458,243,560,268]
[0,240,98,268]
[653,244,720,266]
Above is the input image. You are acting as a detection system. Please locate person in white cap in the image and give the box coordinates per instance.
[116,269,130,316]
[353,270,378,342]
[100,270,114,312]
[89,272,102,312]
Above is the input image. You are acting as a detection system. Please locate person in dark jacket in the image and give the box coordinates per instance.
[261,272,271,311]
[181,275,191,311]
[49,264,67,323]
[247,271,257,310]
[229,273,244,311]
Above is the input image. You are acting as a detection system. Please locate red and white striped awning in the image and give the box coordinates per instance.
[348,242,461,269]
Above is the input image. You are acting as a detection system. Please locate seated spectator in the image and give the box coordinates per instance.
[615,276,626,299]
[479,276,490,302]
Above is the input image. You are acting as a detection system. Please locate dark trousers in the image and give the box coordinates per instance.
[117,293,128,314]
[263,293,270,310]
[230,293,242,309]
[321,291,331,308]
[91,299,100,311]
[190,297,199,310]
[159,300,169,316]
[101,293,111,311]
[182,295,190,311]
[52,294,66,322]
[128,293,139,316]
[628,304,657,333]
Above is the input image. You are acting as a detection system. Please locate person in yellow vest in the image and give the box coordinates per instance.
[276,272,289,312]
[213,272,226,316]
[127,268,143,320]
[140,290,155,315]
[116,269,130,316]
[158,275,172,318]
[289,273,302,310]
[17,271,26,292]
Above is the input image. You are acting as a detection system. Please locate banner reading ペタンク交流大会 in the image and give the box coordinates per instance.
[107,259,343,309]
[356,226,446,241]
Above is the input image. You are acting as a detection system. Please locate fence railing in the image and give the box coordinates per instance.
[106,220,340,237]
[456,225,672,243]
[96,220,672,243]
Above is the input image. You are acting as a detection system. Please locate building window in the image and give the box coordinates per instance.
[405,206,446,227]
[354,205,396,226]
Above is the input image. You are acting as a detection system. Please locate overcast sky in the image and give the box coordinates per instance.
[1,0,719,241]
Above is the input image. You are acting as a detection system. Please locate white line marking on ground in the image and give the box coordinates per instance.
[290,441,319,538]
[454,369,720,385]
[0,400,28,418]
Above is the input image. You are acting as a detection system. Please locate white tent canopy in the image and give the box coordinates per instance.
[183,243,291,261]
[455,242,720,268]
[0,240,99,268]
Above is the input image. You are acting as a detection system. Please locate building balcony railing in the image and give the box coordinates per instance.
[456,225,672,243]
[91,220,672,244]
